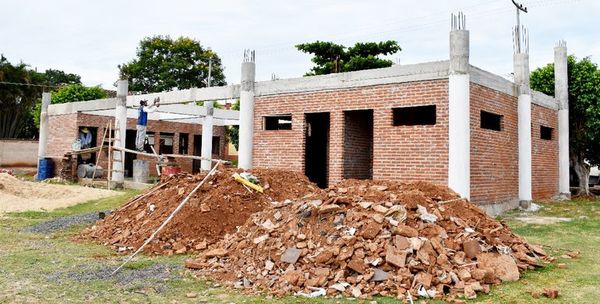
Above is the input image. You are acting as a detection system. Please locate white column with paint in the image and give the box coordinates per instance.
[448,12,470,200]
[238,50,256,170]
[515,51,533,203]
[112,80,128,185]
[554,41,570,197]
[37,92,51,162]
[200,100,214,171]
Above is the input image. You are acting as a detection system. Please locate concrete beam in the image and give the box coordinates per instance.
[48,98,117,115]
[255,61,450,97]
[470,66,558,110]
[125,85,240,107]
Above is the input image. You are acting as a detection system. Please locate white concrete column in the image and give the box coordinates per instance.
[515,51,533,203]
[201,101,214,170]
[448,12,470,200]
[554,41,570,197]
[111,80,128,185]
[238,50,256,170]
[37,92,51,161]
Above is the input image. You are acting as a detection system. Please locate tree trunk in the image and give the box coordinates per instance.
[570,150,590,196]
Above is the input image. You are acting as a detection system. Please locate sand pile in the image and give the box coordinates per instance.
[0,173,118,212]
[82,166,320,255]
[185,180,547,301]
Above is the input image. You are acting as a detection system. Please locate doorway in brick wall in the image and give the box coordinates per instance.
[125,129,137,177]
[305,112,330,188]
[193,135,202,174]
[343,109,373,180]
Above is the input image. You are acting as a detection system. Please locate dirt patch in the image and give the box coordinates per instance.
[81,166,320,255]
[514,216,572,225]
[0,173,118,212]
[186,179,549,301]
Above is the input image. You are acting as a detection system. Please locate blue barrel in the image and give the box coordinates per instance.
[37,158,54,181]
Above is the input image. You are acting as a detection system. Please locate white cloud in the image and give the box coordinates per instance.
[1,0,598,89]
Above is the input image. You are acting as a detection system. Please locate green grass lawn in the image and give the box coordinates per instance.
[0,192,599,303]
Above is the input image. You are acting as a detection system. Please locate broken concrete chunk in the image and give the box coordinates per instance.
[203,248,228,258]
[280,247,302,264]
[347,257,367,274]
[385,246,406,268]
[359,201,373,209]
[372,205,389,214]
[351,286,362,298]
[393,225,418,238]
[371,268,389,282]
[318,204,341,215]
[361,221,383,240]
[463,240,481,259]
[265,260,275,271]
[477,253,520,282]
[253,234,269,244]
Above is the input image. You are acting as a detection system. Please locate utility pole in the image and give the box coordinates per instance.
[207,56,213,88]
[512,0,528,53]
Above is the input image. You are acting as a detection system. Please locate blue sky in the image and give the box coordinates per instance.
[1,0,598,89]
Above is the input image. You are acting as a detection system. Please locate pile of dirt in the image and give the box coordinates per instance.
[0,173,118,212]
[81,166,320,255]
[185,180,548,301]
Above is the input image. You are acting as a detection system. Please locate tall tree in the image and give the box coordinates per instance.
[0,55,44,138]
[119,36,226,93]
[530,55,600,195]
[33,84,107,128]
[296,40,401,75]
[43,69,81,86]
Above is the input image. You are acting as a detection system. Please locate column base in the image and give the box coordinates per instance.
[553,192,572,201]
[519,200,533,210]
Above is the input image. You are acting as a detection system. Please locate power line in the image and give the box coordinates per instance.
[0,81,64,89]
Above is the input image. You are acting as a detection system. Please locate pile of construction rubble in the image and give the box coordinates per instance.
[81,167,319,254]
[185,180,548,300]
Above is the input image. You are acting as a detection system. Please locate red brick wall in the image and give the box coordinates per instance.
[343,110,373,179]
[47,113,226,177]
[253,80,449,187]
[532,104,559,199]
[470,84,519,205]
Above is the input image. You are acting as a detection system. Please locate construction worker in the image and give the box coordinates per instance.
[79,127,92,149]
[136,97,160,151]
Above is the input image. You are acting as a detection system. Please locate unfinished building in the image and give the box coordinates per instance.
[246,14,570,214]
[38,13,569,214]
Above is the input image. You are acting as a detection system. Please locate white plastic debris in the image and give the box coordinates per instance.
[522,202,542,212]
[465,227,475,233]
[343,227,357,236]
[417,286,437,298]
[297,287,326,298]
[331,282,349,292]
[417,205,438,223]
[149,204,156,212]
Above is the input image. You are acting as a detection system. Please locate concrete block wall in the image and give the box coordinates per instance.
[47,113,226,177]
[0,139,38,167]
[253,79,450,187]
[470,83,519,207]
[532,104,559,199]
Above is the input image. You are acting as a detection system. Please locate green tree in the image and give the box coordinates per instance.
[227,99,240,150]
[119,36,226,93]
[296,40,401,75]
[0,55,45,138]
[530,55,600,195]
[33,84,107,128]
[43,69,81,86]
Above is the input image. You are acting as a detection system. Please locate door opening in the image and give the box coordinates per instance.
[193,135,202,174]
[343,109,373,180]
[305,112,330,188]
